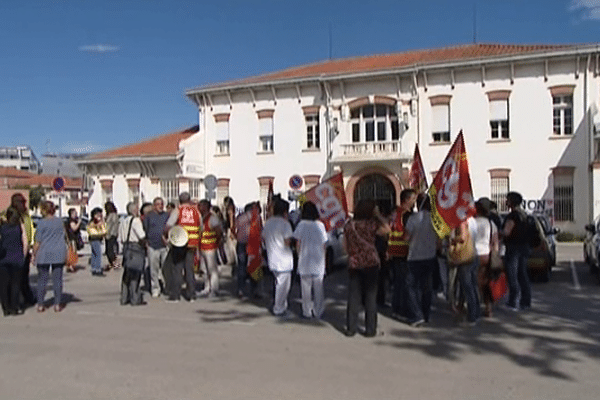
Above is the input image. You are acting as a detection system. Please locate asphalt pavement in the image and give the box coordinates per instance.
[1,243,599,400]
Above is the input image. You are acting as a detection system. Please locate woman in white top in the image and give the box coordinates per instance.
[292,201,328,319]
[473,198,500,317]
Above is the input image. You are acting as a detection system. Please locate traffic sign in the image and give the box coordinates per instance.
[289,175,303,190]
[204,174,217,190]
[52,176,65,192]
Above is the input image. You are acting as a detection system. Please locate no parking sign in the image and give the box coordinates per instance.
[52,176,65,192]
[289,175,303,190]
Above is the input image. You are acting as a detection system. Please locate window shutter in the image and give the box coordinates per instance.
[490,99,508,120]
[432,104,449,132]
[216,121,229,141]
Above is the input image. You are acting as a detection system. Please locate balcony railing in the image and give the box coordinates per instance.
[334,141,405,162]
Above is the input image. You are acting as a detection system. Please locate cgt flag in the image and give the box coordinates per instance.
[298,172,348,232]
[427,130,476,238]
[246,207,263,282]
[408,143,428,193]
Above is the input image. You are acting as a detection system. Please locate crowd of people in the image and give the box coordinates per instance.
[0,189,536,339]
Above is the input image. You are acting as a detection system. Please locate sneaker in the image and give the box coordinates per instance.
[151,291,160,298]
[409,319,425,327]
[165,298,180,303]
[505,304,519,312]
[274,310,293,320]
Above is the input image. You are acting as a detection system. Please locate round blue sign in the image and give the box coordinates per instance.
[289,175,303,190]
[52,177,65,192]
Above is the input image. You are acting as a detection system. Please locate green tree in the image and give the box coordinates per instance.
[29,185,45,211]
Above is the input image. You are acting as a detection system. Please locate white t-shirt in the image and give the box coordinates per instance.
[262,216,294,272]
[473,216,496,256]
[293,220,328,276]
[118,216,146,243]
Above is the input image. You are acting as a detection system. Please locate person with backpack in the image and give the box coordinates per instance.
[502,191,532,311]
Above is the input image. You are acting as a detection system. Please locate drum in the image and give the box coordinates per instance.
[168,225,189,247]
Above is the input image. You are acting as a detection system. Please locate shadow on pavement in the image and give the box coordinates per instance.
[372,260,600,381]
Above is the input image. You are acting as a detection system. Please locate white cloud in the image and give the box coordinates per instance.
[78,44,120,53]
[61,141,107,154]
[570,0,600,20]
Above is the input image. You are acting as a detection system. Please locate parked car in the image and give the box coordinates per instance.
[584,215,600,277]
[500,212,558,282]
[527,213,559,282]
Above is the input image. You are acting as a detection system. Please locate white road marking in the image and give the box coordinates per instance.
[570,259,581,290]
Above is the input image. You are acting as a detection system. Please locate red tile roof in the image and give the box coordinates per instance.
[0,167,33,178]
[0,167,82,189]
[86,125,199,160]
[189,43,578,92]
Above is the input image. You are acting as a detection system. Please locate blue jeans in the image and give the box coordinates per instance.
[504,244,531,308]
[236,242,256,295]
[406,258,436,323]
[457,257,481,322]
[90,240,103,274]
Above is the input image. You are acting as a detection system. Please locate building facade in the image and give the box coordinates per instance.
[0,145,41,174]
[82,43,600,234]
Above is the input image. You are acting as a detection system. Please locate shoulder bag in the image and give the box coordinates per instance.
[448,224,475,266]
[489,220,503,271]
[122,217,145,271]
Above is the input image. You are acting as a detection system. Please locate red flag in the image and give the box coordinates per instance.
[266,180,274,219]
[246,207,263,281]
[299,172,348,231]
[408,144,428,193]
[427,131,475,238]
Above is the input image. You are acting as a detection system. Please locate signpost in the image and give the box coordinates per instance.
[52,177,65,217]
[204,174,217,200]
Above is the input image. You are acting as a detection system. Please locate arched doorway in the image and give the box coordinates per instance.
[353,173,396,216]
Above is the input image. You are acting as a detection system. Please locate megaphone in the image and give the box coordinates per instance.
[168,225,189,247]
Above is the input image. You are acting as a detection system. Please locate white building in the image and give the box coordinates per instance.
[0,145,41,174]
[83,43,600,234]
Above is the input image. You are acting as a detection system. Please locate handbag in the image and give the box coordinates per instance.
[448,224,475,266]
[489,271,508,302]
[122,217,145,271]
[488,220,503,271]
[76,231,85,250]
[66,244,78,267]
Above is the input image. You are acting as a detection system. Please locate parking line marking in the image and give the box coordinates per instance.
[570,259,581,290]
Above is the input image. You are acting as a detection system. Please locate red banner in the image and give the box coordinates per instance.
[246,208,263,281]
[299,172,348,231]
[427,131,475,238]
[408,144,428,193]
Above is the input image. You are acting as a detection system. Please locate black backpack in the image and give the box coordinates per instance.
[521,212,542,248]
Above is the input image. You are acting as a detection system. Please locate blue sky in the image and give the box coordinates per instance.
[2,0,600,158]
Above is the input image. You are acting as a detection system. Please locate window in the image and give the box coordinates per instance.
[216,122,229,155]
[189,179,202,200]
[553,95,573,136]
[350,104,399,143]
[553,169,574,221]
[305,114,320,149]
[161,179,179,204]
[257,110,274,153]
[431,104,450,143]
[491,176,509,213]
[490,99,509,139]
[214,114,230,155]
